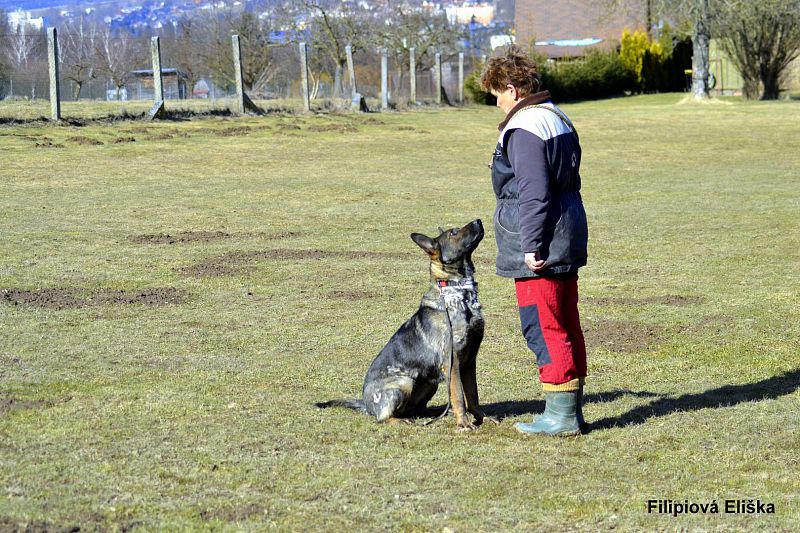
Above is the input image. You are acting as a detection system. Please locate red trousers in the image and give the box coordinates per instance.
[515,276,587,387]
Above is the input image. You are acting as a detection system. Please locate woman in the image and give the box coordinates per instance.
[481,47,589,436]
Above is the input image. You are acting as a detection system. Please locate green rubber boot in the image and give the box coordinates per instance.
[576,379,588,432]
[513,391,581,437]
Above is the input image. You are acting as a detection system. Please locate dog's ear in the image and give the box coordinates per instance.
[411,233,438,255]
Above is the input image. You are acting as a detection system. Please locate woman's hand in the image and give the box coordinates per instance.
[524,251,546,272]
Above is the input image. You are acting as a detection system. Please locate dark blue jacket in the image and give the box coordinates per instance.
[490,92,588,278]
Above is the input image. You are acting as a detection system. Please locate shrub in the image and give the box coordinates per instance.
[541,49,637,102]
[464,64,496,105]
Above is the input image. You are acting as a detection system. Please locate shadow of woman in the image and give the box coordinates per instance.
[480,389,662,421]
[588,368,800,433]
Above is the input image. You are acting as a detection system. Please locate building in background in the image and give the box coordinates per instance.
[515,0,645,57]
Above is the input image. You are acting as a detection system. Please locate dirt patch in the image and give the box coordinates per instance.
[0,397,53,416]
[396,125,416,131]
[328,290,378,300]
[127,230,302,245]
[67,135,104,145]
[180,248,414,277]
[0,516,80,533]
[583,320,664,353]
[143,133,175,141]
[276,123,301,130]
[307,124,357,133]
[35,141,65,148]
[2,287,191,310]
[199,503,265,522]
[213,126,252,136]
[128,231,232,244]
[362,118,386,125]
[112,136,136,144]
[585,295,705,307]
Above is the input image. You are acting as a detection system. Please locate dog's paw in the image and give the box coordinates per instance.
[456,420,478,432]
[385,417,415,426]
[480,416,500,425]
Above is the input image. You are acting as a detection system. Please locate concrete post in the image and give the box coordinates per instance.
[409,47,416,104]
[148,36,165,119]
[299,42,310,112]
[151,36,164,101]
[345,44,357,98]
[381,48,389,110]
[232,34,246,114]
[458,52,464,105]
[434,52,442,105]
[47,27,60,121]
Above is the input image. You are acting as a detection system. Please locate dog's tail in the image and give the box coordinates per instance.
[315,399,368,414]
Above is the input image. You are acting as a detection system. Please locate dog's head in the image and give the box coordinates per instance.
[411,219,484,280]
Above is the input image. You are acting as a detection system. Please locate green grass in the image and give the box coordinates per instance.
[1,93,799,531]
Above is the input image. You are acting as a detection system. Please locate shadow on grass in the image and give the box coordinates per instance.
[480,389,662,421]
[588,368,800,432]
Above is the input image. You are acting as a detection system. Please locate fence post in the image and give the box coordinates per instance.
[345,44,357,98]
[299,42,310,112]
[232,34,263,115]
[434,52,442,105]
[148,36,165,119]
[458,52,464,105]
[345,44,367,112]
[381,48,389,110]
[47,27,61,121]
[409,47,416,105]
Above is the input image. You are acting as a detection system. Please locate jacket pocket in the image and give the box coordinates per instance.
[494,203,525,274]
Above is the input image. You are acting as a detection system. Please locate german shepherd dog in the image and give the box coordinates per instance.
[317,219,494,430]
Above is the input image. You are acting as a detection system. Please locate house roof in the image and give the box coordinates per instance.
[515,0,646,57]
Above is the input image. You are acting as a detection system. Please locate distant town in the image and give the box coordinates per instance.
[4,0,515,37]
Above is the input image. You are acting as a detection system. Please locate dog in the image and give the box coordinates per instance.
[317,219,494,430]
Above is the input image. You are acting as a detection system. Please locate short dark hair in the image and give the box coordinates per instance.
[480,46,542,96]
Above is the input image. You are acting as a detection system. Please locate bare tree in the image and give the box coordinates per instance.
[5,24,43,70]
[303,1,371,98]
[60,17,98,99]
[0,11,9,88]
[713,0,800,99]
[162,16,206,98]
[199,7,282,95]
[96,27,142,100]
[377,7,463,72]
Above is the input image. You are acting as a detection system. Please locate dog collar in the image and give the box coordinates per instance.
[436,279,477,289]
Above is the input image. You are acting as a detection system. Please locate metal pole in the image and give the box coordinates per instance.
[47,27,61,121]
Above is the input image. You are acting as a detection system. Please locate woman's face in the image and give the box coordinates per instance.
[491,84,520,114]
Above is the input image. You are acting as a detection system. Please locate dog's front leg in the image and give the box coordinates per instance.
[448,358,474,430]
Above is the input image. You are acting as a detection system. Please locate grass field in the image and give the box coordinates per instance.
[1,94,799,531]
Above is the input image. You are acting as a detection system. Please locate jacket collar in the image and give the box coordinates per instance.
[497,91,552,131]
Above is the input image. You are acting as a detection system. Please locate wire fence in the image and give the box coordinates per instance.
[0,33,484,119]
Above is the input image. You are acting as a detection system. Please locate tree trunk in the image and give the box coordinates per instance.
[760,76,780,100]
[691,0,711,99]
[73,81,82,100]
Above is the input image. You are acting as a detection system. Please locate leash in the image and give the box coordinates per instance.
[422,279,477,426]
